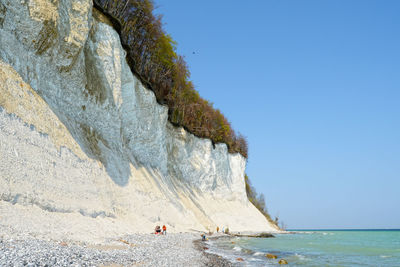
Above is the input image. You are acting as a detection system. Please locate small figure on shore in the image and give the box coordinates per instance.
[201,233,206,241]
[162,225,167,235]
[222,226,225,234]
[216,226,219,233]
[155,225,161,234]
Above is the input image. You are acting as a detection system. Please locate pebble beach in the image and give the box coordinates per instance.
[0,233,231,267]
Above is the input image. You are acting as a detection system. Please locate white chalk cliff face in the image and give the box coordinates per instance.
[0,0,278,242]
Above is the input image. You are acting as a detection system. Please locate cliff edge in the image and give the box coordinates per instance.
[0,0,278,243]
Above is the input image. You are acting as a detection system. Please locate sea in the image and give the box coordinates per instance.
[206,230,400,266]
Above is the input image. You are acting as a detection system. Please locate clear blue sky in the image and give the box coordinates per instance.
[155,0,400,229]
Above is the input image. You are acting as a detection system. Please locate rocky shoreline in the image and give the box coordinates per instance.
[193,236,233,267]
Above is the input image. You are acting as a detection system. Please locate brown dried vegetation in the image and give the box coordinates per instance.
[94,0,248,158]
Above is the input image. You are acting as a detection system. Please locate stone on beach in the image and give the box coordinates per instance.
[266,253,278,259]
[279,258,288,264]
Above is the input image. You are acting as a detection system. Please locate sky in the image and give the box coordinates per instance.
[154,0,400,229]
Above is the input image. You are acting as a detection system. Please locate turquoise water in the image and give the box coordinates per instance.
[207,230,400,266]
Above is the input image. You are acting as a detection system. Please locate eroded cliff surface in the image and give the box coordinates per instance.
[0,0,278,242]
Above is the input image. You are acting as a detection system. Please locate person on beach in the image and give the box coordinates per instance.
[222,226,225,234]
[162,225,167,235]
[155,225,161,234]
[201,233,206,241]
[216,226,219,233]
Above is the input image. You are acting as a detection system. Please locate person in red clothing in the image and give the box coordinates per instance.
[155,225,161,234]
[162,225,167,235]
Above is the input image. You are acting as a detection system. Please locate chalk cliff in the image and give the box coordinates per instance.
[0,0,278,242]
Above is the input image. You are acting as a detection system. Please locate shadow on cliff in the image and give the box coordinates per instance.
[45,112,132,187]
[77,122,132,186]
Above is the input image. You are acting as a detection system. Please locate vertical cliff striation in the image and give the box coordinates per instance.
[0,0,278,242]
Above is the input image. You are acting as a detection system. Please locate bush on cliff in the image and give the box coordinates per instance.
[245,174,277,226]
[93,0,248,158]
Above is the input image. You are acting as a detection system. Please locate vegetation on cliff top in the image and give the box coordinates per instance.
[93,0,248,158]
